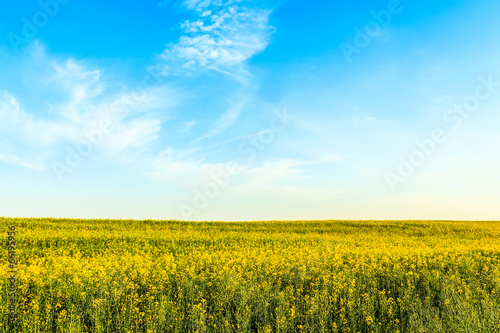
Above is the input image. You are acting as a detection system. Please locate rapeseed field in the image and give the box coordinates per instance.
[1,218,500,332]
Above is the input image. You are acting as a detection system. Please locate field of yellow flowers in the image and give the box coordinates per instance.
[1,218,500,332]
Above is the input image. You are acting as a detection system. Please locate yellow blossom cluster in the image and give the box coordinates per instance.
[1,218,499,332]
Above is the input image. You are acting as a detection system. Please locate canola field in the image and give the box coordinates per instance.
[1,218,500,333]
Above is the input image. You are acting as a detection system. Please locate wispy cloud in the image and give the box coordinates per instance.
[193,99,247,142]
[157,1,274,77]
[155,0,276,144]
[207,129,271,147]
[180,0,246,11]
[0,152,44,170]
[0,43,178,170]
[180,120,196,133]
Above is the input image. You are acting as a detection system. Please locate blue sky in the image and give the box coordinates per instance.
[0,0,499,220]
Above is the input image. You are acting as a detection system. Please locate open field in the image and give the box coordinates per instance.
[1,218,500,332]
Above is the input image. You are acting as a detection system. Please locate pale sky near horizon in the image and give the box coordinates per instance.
[0,0,499,221]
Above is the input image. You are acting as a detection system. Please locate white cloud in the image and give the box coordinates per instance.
[207,129,270,147]
[193,99,247,142]
[179,0,246,12]
[146,153,345,200]
[158,2,273,76]
[51,59,104,104]
[0,90,80,148]
[180,120,196,133]
[155,0,276,142]
[0,152,44,170]
[0,45,178,170]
